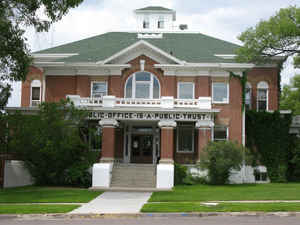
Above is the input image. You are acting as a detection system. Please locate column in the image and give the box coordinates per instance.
[158,120,177,164]
[196,120,214,162]
[92,118,118,188]
[156,120,176,189]
[99,119,119,163]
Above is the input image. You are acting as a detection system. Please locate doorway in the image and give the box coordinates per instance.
[123,123,160,164]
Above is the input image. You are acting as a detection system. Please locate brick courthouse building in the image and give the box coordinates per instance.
[17,7,280,189]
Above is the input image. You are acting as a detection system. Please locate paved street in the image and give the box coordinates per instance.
[1,215,300,225]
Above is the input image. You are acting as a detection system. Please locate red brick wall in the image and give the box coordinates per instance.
[21,66,43,107]
[247,67,279,111]
[45,76,77,102]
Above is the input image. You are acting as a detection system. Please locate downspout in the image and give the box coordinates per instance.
[42,74,46,102]
[242,108,246,183]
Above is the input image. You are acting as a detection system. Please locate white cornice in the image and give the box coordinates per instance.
[32,53,79,62]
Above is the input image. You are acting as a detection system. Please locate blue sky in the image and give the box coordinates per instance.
[7,0,300,106]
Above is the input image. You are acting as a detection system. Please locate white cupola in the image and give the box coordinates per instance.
[134,6,176,32]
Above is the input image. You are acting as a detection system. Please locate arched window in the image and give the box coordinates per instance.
[31,79,41,107]
[125,72,160,99]
[245,82,252,110]
[257,81,268,111]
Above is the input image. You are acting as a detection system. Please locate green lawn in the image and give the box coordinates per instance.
[0,186,102,203]
[0,204,80,214]
[149,183,300,202]
[142,202,300,213]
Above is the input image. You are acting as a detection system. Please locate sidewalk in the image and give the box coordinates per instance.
[69,191,152,214]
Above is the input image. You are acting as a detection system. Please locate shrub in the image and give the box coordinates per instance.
[174,163,187,185]
[7,99,97,187]
[199,141,246,185]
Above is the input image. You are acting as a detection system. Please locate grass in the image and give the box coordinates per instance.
[0,186,103,203]
[149,183,300,202]
[0,204,80,214]
[141,202,300,213]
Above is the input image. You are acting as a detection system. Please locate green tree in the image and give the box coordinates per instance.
[236,6,300,66]
[280,74,300,114]
[0,0,84,107]
[8,99,96,187]
[199,141,248,185]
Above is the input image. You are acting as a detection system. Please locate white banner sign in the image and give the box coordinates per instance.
[89,111,212,121]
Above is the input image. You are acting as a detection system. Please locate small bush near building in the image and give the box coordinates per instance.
[174,163,187,185]
[199,141,247,185]
[7,100,97,187]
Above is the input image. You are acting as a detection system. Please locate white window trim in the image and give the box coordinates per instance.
[177,82,195,99]
[257,88,268,111]
[176,124,194,153]
[158,16,164,29]
[212,126,229,142]
[91,81,107,98]
[143,16,150,29]
[30,80,41,107]
[212,82,229,104]
[124,72,161,99]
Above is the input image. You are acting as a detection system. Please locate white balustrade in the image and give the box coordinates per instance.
[116,98,161,107]
[67,95,212,109]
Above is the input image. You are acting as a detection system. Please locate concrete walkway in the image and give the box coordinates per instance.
[69,191,152,214]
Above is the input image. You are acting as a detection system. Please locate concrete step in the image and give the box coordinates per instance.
[110,163,156,188]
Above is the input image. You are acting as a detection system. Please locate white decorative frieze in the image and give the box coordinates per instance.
[99,118,119,127]
[196,120,214,129]
[158,120,177,128]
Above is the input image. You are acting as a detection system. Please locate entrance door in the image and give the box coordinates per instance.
[131,134,153,163]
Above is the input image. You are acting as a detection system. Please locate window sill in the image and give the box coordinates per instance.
[176,151,194,154]
[212,102,229,104]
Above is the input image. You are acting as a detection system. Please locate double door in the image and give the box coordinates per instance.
[123,124,160,164]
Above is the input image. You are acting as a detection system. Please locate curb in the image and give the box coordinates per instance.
[1,212,300,219]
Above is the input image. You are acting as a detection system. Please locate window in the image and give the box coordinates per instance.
[257,81,268,111]
[143,16,150,29]
[177,124,194,153]
[212,82,229,103]
[178,82,194,99]
[125,72,160,99]
[30,80,41,107]
[213,126,228,141]
[245,82,252,110]
[158,16,164,29]
[91,82,107,98]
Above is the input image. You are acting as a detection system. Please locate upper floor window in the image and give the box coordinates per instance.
[91,81,107,98]
[143,16,150,29]
[158,16,164,29]
[212,82,229,104]
[257,81,268,111]
[177,82,194,99]
[31,80,41,107]
[125,72,160,99]
[245,82,252,110]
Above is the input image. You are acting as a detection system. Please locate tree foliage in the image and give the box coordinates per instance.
[246,110,293,182]
[0,0,83,108]
[199,141,247,185]
[7,99,96,187]
[280,74,300,114]
[236,6,300,66]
